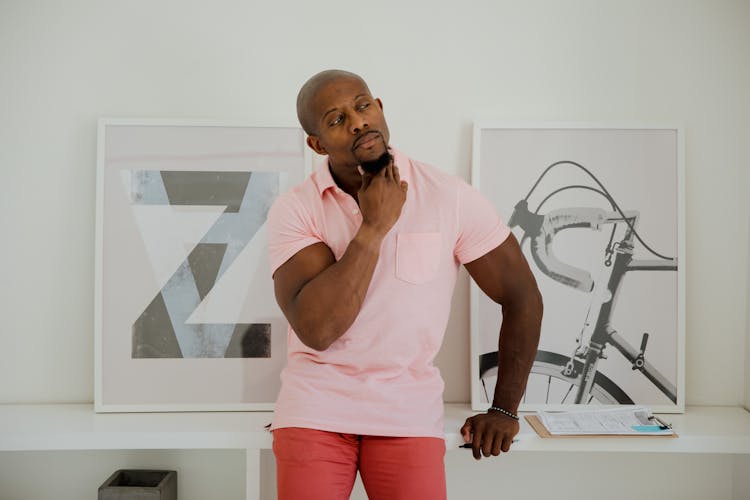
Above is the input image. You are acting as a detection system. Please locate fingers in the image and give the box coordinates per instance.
[360,161,405,194]
[360,174,372,192]
[491,434,503,456]
[481,433,494,458]
[465,417,492,460]
[471,423,484,460]
[385,161,395,181]
[392,164,408,194]
[360,164,386,190]
[460,419,472,443]
[478,432,510,458]
[501,435,514,453]
[467,428,513,459]
[464,414,518,460]
[468,419,491,460]
[359,166,374,191]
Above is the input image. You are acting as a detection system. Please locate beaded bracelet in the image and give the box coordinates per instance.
[488,406,519,421]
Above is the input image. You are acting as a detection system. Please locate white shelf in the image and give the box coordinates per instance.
[448,405,750,454]
[1,403,749,455]
[0,403,272,451]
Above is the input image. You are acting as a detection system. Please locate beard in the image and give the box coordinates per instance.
[358,150,393,174]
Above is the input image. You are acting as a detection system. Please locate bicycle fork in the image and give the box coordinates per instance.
[574,341,605,403]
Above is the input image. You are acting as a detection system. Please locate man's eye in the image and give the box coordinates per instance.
[329,115,343,127]
[357,102,370,111]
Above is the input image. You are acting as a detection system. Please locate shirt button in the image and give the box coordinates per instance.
[352,209,360,215]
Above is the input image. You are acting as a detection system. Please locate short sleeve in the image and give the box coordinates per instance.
[266,192,324,276]
[453,178,511,264]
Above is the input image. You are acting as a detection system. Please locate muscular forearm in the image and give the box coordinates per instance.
[289,224,384,351]
[492,293,543,412]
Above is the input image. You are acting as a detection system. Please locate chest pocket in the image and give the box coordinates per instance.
[395,232,442,284]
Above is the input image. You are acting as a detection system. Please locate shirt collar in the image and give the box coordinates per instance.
[311,146,411,197]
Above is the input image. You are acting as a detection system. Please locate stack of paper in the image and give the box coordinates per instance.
[529,406,676,437]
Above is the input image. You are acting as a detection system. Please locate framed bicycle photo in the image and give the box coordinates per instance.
[95,119,311,412]
[470,124,685,413]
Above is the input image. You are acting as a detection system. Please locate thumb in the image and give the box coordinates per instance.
[359,170,374,192]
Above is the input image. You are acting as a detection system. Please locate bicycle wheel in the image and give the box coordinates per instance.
[479,350,634,405]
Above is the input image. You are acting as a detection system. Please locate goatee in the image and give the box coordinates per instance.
[359,151,393,174]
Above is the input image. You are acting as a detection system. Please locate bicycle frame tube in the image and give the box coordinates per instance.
[608,331,677,403]
[628,259,677,271]
[574,214,635,403]
[574,211,677,404]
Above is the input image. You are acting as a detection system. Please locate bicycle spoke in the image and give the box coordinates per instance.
[527,350,633,406]
[562,384,574,403]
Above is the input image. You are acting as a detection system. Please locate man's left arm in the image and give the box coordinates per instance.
[460,233,543,460]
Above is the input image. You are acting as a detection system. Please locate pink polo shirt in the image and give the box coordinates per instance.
[266,148,510,438]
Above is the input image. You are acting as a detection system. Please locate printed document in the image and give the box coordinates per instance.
[536,406,674,435]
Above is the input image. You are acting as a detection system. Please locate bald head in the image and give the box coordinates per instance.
[296,69,371,135]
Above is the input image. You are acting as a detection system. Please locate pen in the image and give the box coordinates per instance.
[459,439,518,448]
[648,415,672,430]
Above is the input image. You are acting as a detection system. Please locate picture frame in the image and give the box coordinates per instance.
[470,123,685,413]
[95,119,311,412]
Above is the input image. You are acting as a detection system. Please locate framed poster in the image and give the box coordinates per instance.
[470,124,685,413]
[95,119,311,412]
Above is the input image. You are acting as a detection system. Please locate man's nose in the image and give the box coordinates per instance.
[349,114,368,134]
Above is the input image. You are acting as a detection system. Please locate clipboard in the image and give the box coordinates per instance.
[525,415,679,438]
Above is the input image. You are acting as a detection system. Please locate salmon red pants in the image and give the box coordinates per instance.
[272,427,447,500]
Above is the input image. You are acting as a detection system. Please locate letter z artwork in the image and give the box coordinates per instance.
[129,169,279,359]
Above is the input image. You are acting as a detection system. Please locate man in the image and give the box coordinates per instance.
[266,69,542,499]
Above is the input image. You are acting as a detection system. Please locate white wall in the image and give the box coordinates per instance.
[2,0,749,408]
[2,0,748,407]
[746,206,750,410]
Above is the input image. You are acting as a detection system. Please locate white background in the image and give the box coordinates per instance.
[1,0,748,498]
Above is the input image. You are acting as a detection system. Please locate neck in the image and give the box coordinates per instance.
[328,163,362,200]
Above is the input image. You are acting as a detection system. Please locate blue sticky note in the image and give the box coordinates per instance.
[632,425,663,432]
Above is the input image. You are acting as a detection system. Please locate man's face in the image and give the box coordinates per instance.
[306,77,390,170]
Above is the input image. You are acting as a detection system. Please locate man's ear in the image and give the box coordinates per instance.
[376,98,383,110]
[306,135,327,155]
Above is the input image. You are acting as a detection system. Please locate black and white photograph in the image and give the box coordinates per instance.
[471,125,686,413]
[95,120,310,411]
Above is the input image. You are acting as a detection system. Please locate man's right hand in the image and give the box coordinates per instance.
[357,160,408,237]
[273,160,407,351]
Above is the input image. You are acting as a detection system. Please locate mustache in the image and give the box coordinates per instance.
[352,131,381,150]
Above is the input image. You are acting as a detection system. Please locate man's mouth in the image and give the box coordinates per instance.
[353,131,381,151]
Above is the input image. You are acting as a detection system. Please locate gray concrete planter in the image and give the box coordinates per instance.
[98,470,177,500]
